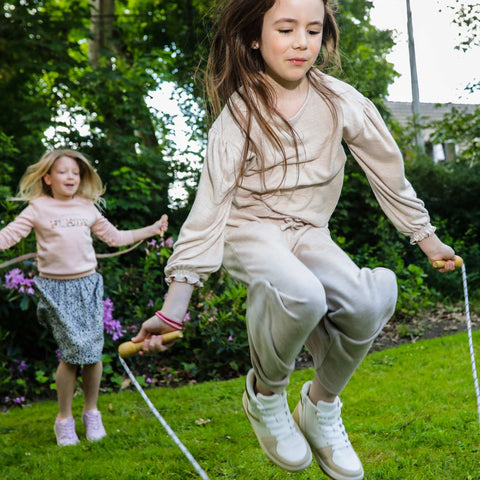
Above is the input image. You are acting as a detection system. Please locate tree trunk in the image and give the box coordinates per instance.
[88,0,115,68]
[87,0,159,148]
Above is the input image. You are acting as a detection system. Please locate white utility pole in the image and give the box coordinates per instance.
[406,0,425,151]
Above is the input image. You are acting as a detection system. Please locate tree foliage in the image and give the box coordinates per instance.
[441,0,480,97]
[428,108,480,167]
[0,0,207,230]
[444,0,480,50]
[336,0,397,110]
[0,0,397,187]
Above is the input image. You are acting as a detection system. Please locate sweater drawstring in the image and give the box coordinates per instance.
[280,217,306,231]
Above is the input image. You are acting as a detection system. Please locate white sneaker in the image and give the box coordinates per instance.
[242,369,312,472]
[293,382,364,480]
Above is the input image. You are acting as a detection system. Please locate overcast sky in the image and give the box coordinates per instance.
[369,0,480,104]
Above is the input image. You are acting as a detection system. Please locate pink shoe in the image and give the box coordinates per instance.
[82,409,107,441]
[54,416,79,446]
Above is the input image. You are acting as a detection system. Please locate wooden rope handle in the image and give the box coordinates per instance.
[118,330,183,358]
[432,256,463,269]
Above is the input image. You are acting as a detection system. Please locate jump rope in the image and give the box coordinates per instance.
[1,248,477,478]
[117,259,479,480]
[432,258,480,430]
[0,240,144,270]
[461,263,480,429]
[118,332,211,480]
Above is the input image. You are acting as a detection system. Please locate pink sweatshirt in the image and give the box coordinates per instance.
[0,195,135,279]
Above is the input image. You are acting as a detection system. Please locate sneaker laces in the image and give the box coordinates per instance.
[315,402,352,452]
[56,418,76,440]
[257,394,297,443]
[84,411,101,430]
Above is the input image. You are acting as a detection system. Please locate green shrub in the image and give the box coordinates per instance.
[1,157,479,404]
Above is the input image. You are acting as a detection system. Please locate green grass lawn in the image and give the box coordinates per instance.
[2,331,480,480]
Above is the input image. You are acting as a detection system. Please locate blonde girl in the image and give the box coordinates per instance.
[0,149,168,446]
[132,1,459,478]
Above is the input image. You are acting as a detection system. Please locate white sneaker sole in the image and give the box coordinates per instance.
[293,403,364,480]
[314,452,364,480]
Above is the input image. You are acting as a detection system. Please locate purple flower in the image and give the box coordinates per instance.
[4,268,35,295]
[103,298,125,341]
[147,299,154,307]
[147,239,157,247]
[4,268,23,287]
[146,377,153,384]
[14,360,28,372]
[13,396,25,405]
[165,237,174,248]
[127,324,138,333]
[228,335,233,342]
[56,349,62,361]
[183,312,191,323]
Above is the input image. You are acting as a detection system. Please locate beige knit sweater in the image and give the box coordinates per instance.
[166,72,435,286]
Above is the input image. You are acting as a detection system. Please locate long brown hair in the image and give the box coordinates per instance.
[205,0,341,193]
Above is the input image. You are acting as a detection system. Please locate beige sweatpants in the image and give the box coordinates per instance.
[223,220,398,395]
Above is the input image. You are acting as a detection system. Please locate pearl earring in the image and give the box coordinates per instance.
[252,42,259,50]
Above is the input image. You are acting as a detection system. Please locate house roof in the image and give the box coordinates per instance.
[385,101,478,140]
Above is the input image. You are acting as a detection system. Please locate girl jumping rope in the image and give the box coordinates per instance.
[132,0,459,478]
[0,149,168,447]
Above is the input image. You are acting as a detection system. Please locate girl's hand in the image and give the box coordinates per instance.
[130,214,168,243]
[417,233,458,273]
[151,214,168,237]
[132,282,193,354]
[131,314,177,354]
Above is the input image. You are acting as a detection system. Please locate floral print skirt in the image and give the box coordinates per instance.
[34,273,104,365]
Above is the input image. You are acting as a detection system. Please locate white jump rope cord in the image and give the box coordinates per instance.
[118,262,478,476]
[119,355,211,480]
[461,263,480,430]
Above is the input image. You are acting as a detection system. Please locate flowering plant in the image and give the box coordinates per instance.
[4,268,35,295]
[0,234,253,404]
[103,298,125,341]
